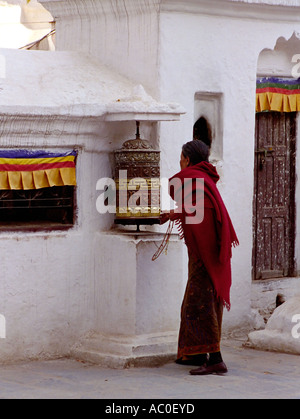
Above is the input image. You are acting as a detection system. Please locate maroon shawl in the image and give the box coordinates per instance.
[169,161,239,310]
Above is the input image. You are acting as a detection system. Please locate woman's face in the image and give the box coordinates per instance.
[180,152,190,170]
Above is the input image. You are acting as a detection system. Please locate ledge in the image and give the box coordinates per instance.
[0,103,183,121]
[42,0,300,23]
[161,0,300,22]
[0,50,184,125]
[41,0,160,20]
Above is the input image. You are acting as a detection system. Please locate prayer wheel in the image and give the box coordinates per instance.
[114,122,160,230]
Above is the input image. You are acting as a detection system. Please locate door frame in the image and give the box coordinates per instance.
[252,111,297,280]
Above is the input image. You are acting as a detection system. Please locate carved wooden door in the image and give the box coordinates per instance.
[253,112,296,280]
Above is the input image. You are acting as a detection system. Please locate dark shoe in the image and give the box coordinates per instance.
[189,361,228,375]
[175,354,208,366]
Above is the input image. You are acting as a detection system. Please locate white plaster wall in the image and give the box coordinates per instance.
[157,10,300,335]
[93,232,184,337]
[1,0,300,362]
[0,48,136,109]
[43,0,161,97]
[0,146,102,361]
[0,103,147,362]
[38,0,300,337]
[0,45,176,362]
[0,230,94,360]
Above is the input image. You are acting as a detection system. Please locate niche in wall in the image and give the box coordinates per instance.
[194,92,223,162]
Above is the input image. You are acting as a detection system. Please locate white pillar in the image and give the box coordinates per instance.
[71,230,184,368]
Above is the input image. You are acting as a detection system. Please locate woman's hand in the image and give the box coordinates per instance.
[160,211,171,225]
[160,209,182,224]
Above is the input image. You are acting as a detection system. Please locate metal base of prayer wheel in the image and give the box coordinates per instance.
[114,217,160,231]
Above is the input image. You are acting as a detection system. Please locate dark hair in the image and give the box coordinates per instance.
[182,140,210,165]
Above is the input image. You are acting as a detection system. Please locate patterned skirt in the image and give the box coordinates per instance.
[177,253,223,360]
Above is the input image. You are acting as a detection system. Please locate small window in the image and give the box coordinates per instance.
[194,92,224,161]
[0,149,77,231]
[193,117,212,148]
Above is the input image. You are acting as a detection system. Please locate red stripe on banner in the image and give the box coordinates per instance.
[0,162,75,172]
[256,87,300,95]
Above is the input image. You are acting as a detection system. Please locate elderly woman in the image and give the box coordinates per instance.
[161,140,238,375]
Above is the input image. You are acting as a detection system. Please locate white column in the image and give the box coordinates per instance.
[71,230,185,368]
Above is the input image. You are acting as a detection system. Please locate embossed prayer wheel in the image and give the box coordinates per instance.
[114,122,161,230]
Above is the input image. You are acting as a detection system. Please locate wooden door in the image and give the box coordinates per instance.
[253,112,296,280]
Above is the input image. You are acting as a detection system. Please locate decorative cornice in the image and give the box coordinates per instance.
[41,0,160,20]
[0,103,183,140]
[41,0,300,22]
[161,0,300,22]
[0,112,99,140]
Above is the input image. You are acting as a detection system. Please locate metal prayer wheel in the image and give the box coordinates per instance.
[114,122,161,230]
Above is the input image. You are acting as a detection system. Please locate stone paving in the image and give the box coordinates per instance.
[0,339,299,399]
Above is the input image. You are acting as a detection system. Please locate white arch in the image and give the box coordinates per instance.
[257,32,300,78]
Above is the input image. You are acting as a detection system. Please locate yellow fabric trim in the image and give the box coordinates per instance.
[22,171,35,190]
[33,171,50,189]
[8,172,22,190]
[59,167,76,186]
[0,167,76,190]
[0,172,8,189]
[0,156,75,165]
[256,92,300,112]
[45,168,64,187]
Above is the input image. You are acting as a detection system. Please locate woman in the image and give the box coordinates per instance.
[160,140,238,375]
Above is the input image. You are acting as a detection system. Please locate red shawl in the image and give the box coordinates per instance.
[169,161,239,310]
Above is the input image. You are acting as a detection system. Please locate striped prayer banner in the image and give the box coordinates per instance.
[0,150,77,190]
[256,77,300,112]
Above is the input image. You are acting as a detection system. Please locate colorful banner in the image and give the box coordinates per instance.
[0,150,77,190]
[256,77,300,112]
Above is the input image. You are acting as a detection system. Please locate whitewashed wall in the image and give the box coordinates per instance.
[1,0,300,361]
[42,0,300,334]
[0,45,179,363]
[157,8,300,334]
[0,111,139,361]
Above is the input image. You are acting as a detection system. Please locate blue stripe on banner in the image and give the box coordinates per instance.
[0,150,77,159]
[257,77,300,86]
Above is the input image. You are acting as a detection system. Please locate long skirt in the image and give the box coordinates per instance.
[177,253,223,360]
